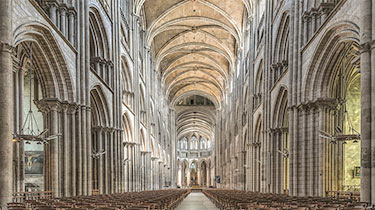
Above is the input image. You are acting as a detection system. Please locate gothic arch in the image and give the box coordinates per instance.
[121,56,134,108]
[303,21,360,101]
[253,114,263,192]
[302,21,361,195]
[272,86,289,193]
[140,128,146,151]
[273,12,289,64]
[273,86,288,128]
[13,22,75,102]
[122,112,133,143]
[89,7,113,88]
[90,85,110,127]
[254,62,263,108]
[89,7,110,60]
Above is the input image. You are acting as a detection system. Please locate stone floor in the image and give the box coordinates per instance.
[176,192,219,210]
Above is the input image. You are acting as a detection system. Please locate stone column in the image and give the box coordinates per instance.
[97,128,104,193]
[60,5,67,36]
[135,144,141,191]
[187,163,191,187]
[76,108,83,195]
[151,157,155,189]
[0,0,13,206]
[56,8,61,30]
[62,104,69,196]
[299,106,307,196]
[129,145,134,191]
[87,107,92,195]
[124,144,128,192]
[68,8,75,45]
[370,0,375,205]
[49,102,60,197]
[317,106,325,197]
[311,10,317,34]
[360,0,372,203]
[104,129,109,194]
[270,130,275,193]
[132,144,136,191]
[307,106,314,196]
[302,14,308,44]
[111,130,114,193]
[145,151,151,190]
[18,68,26,193]
[68,104,77,196]
[170,108,177,187]
[129,145,132,191]
[48,3,58,25]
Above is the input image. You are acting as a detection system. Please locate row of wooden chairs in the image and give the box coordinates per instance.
[7,189,190,210]
[202,189,369,210]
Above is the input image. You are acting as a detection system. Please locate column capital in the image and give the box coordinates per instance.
[92,126,104,132]
[297,103,310,111]
[0,42,15,54]
[271,63,278,70]
[269,128,281,134]
[60,102,70,113]
[106,60,114,67]
[35,98,62,113]
[67,7,77,15]
[314,97,338,110]
[59,3,68,12]
[45,0,58,7]
[67,103,78,114]
[359,41,373,54]
[318,2,334,14]
[302,11,311,20]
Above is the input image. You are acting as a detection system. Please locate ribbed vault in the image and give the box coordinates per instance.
[140,0,252,105]
[177,109,215,139]
[175,95,216,141]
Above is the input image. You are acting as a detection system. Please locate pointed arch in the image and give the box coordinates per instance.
[122,112,133,143]
[140,128,146,151]
[273,86,288,128]
[90,85,110,127]
[121,56,134,108]
[13,22,75,102]
[89,7,110,60]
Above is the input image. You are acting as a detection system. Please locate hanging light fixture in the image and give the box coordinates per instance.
[13,42,61,144]
[20,42,42,136]
[320,56,361,144]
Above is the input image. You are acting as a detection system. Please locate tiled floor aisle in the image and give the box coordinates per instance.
[176,192,219,210]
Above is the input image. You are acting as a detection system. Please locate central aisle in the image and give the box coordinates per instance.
[176,192,219,210]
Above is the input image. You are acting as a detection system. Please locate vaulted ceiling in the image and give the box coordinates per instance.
[137,0,252,107]
[176,107,216,140]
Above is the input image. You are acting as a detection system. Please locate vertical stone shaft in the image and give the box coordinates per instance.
[63,106,69,196]
[60,7,67,36]
[360,0,372,204]
[51,106,59,197]
[70,107,76,196]
[98,129,103,193]
[371,0,375,205]
[0,0,13,207]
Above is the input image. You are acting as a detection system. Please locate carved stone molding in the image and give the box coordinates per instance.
[67,7,77,16]
[0,42,15,54]
[34,98,62,113]
[318,2,334,16]
[359,42,372,54]
[67,103,78,114]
